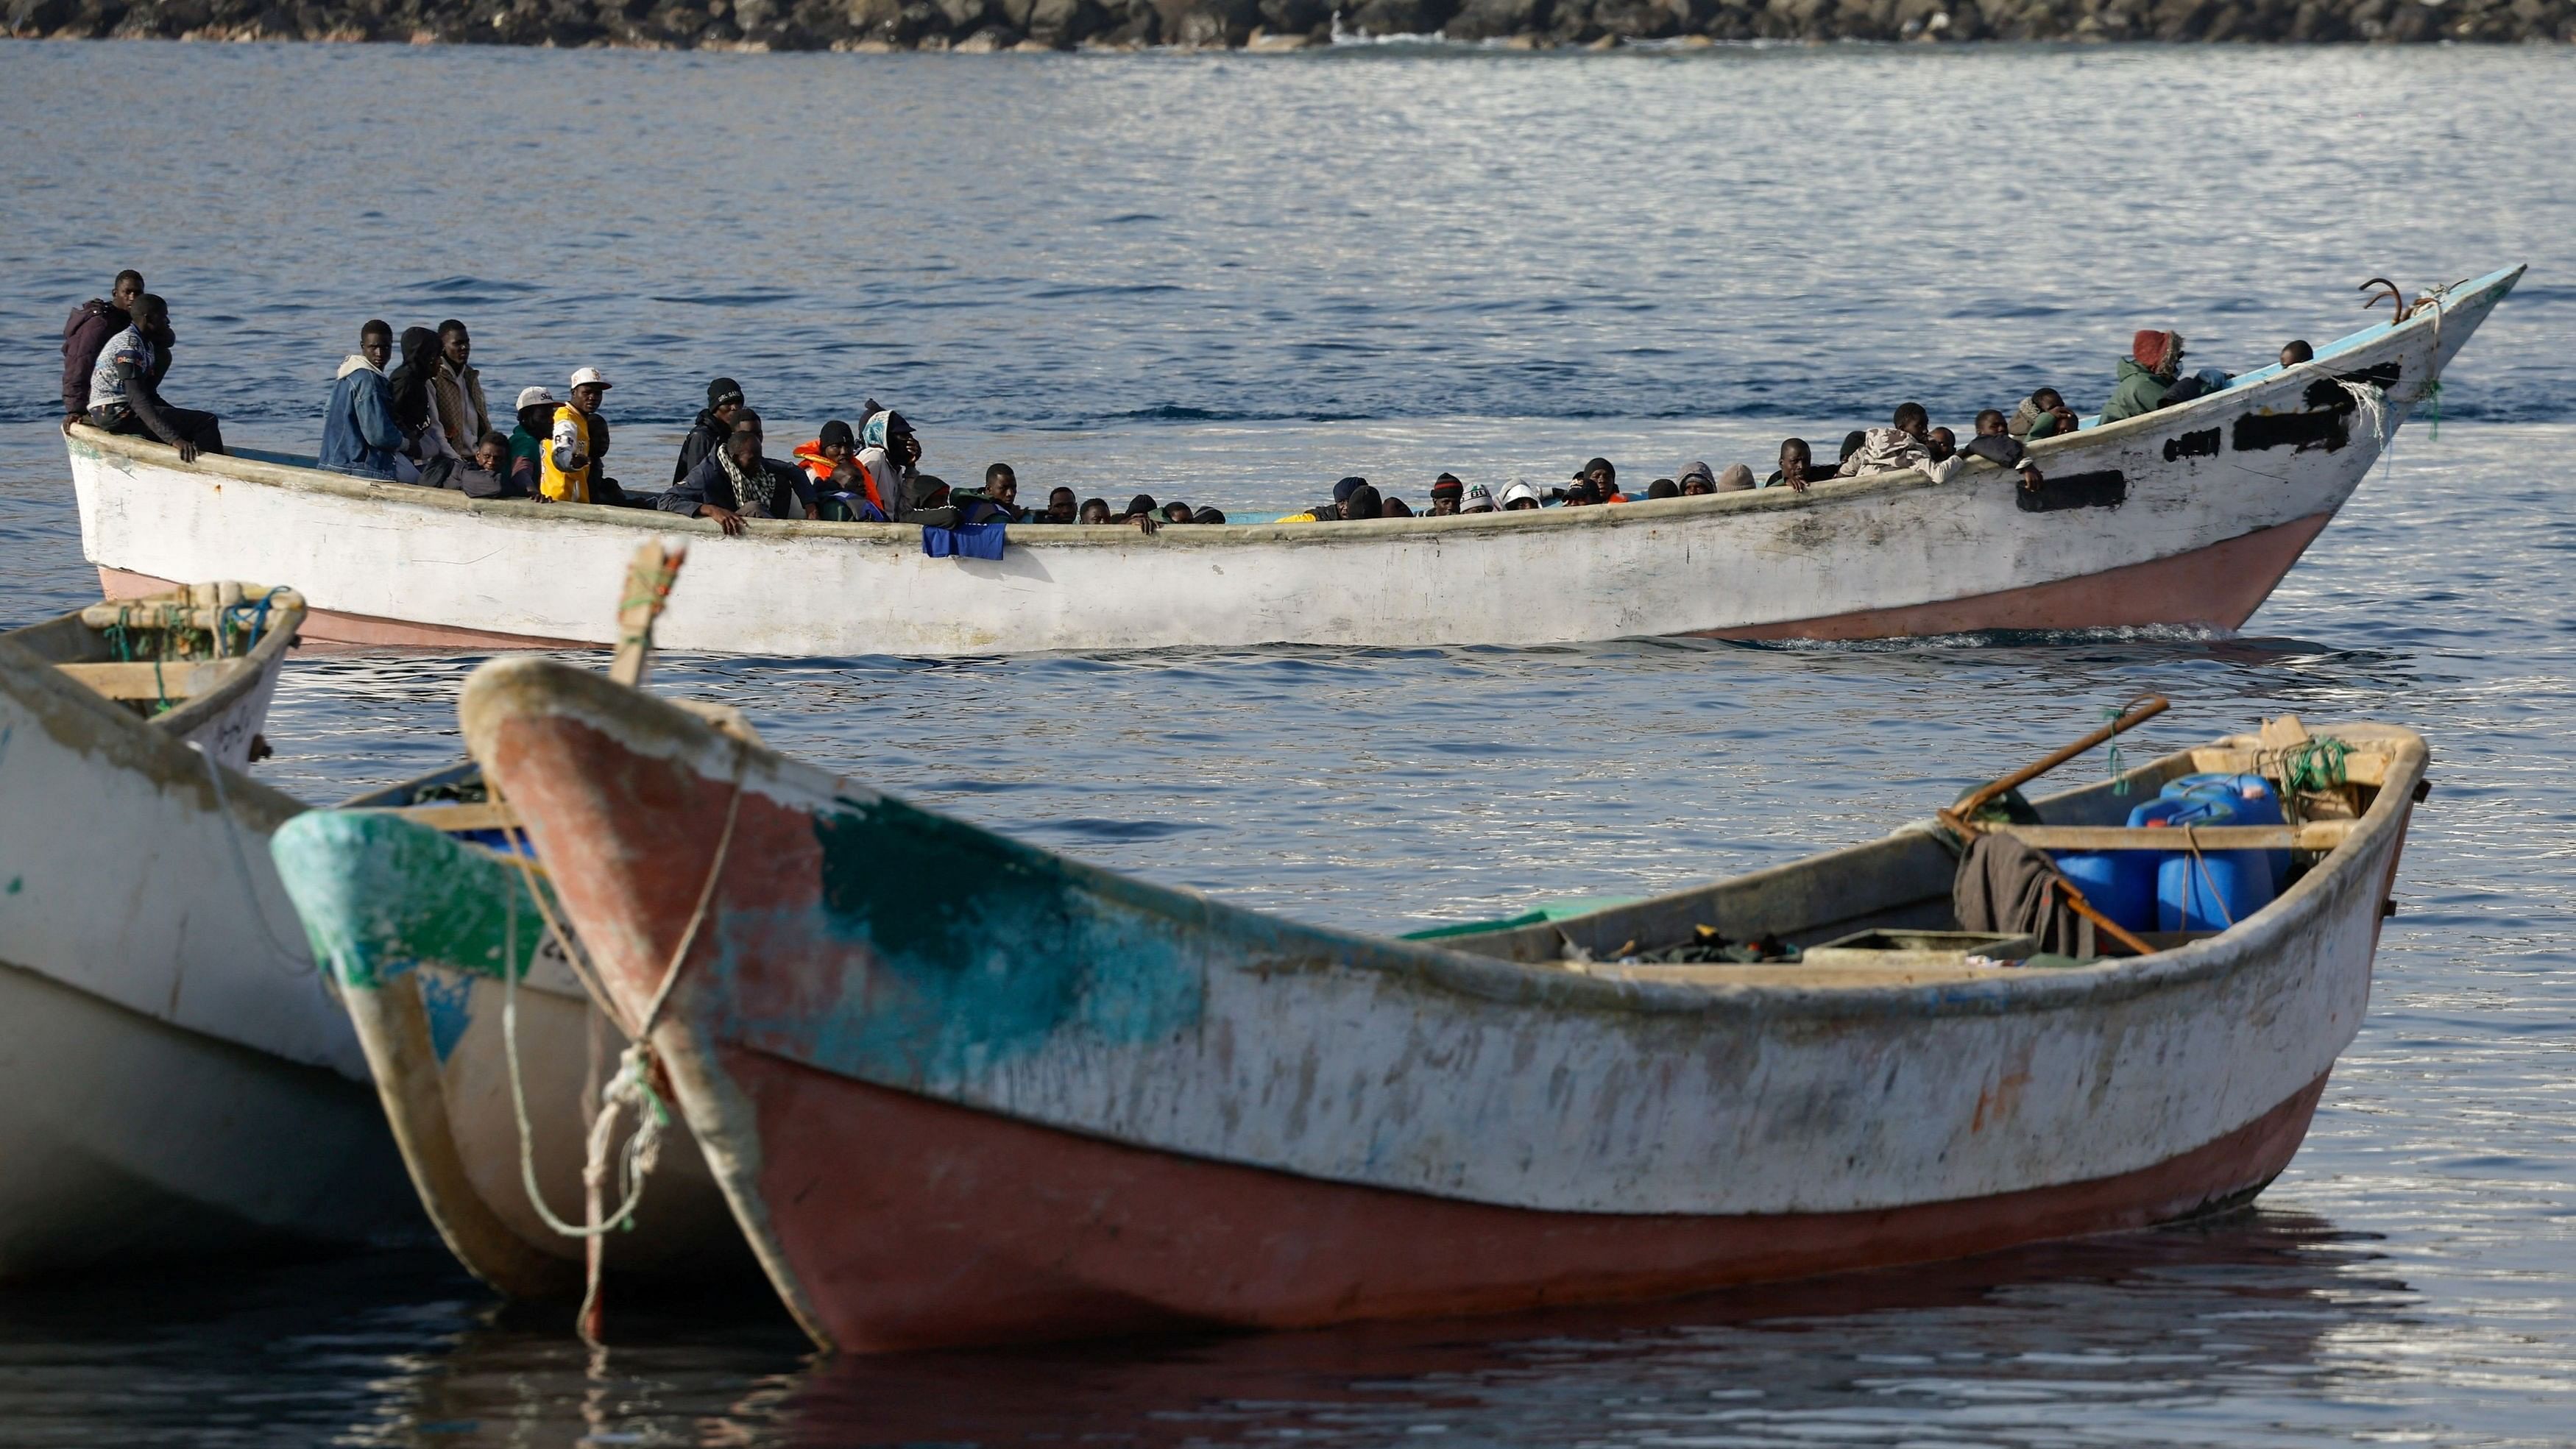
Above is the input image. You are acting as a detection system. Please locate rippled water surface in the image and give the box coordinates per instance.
[2,37,2572,1448]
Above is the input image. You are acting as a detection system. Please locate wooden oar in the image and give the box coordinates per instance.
[1939,696,2171,959]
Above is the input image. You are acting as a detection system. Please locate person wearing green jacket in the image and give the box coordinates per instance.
[2102,329,2189,423]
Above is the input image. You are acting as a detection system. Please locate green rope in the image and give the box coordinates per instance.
[2106,707,2129,796]
[2422,378,2442,441]
[2280,737,2352,796]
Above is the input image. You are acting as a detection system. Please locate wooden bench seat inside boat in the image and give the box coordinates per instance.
[1433,730,2407,985]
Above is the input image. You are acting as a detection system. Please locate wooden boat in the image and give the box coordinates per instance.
[268,764,760,1299]
[0,624,416,1280]
[3,581,304,770]
[460,653,2425,1353]
[69,267,2519,655]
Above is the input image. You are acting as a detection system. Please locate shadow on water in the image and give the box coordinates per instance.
[0,1209,2405,1446]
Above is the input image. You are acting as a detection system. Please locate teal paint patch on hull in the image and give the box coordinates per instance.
[271,810,551,990]
[417,968,475,1063]
[793,794,1204,1084]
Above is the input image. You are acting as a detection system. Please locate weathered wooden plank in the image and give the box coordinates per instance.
[1999,822,2352,851]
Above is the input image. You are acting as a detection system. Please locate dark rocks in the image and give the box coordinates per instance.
[5,0,2568,43]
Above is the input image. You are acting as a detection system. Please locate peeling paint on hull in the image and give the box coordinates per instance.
[462,658,2425,1353]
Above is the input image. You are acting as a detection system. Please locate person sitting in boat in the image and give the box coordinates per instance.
[1837,403,1963,482]
[1078,496,1113,524]
[1644,478,1679,499]
[1835,431,1867,471]
[1678,461,1719,495]
[443,432,521,500]
[1159,499,1196,525]
[1764,439,1816,491]
[430,320,490,458]
[543,368,613,503]
[2008,387,2081,440]
[1426,475,1465,515]
[1499,481,1542,511]
[507,386,556,500]
[85,294,223,462]
[676,378,745,483]
[1459,483,1497,514]
[1192,506,1226,524]
[952,466,1024,525]
[1962,408,2047,489]
[2102,330,2225,422]
[1277,476,1368,523]
[857,407,952,523]
[2280,339,2314,367]
[1383,496,1416,517]
[658,408,816,534]
[1716,464,1757,492]
[318,320,405,481]
[1041,486,1078,523]
[61,269,144,428]
[389,327,457,485]
[1579,457,1624,503]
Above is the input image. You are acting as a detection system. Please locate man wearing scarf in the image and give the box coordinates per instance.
[657,407,815,534]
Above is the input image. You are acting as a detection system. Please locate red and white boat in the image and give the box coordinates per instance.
[461,655,2423,1353]
[70,268,2519,655]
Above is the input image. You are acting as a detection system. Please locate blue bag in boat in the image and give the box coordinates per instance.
[921,520,1007,561]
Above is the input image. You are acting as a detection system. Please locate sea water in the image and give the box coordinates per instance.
[0,38,2571,1446]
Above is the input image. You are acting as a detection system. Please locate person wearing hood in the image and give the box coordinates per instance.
[857,405,952,524]
[62,269,144,427]
[659,408,815,534]
[1678,461,1719,495]
[2103,330,2190,423]
[1499,481,1542,511]
[676,378,745,483]
[430,320,490,456]
[319,320,406,480]
[385,326,455,482]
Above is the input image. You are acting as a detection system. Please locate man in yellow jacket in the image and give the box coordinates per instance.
[542,366,611,503]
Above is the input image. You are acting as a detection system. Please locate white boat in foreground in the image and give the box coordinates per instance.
[3,581,303,770]
[71,267,2519,656]
[0,621,417,1279]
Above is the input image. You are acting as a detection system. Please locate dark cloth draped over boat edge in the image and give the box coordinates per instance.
[1954,830,2097,958]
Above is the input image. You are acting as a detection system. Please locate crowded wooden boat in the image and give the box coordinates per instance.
[66,266,2522,655]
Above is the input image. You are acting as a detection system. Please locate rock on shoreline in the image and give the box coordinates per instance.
[8,0,2569,49]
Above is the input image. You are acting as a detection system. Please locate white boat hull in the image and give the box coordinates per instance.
[70,269,2520,657]
[0,643,415,1278]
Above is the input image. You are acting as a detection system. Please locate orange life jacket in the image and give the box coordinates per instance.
[793,442,885,514]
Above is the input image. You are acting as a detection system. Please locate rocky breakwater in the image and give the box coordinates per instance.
[9,0,2571,48]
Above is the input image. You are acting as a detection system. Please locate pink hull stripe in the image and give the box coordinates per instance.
[1697,511,2335,642]
[729,1043,2331,1355]
[99,568,592,652]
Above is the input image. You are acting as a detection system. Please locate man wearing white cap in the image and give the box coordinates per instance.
[542,366,611,503]
[507,386,558,500]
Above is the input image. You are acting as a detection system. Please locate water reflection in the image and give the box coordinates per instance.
[272,1209,2397,1448]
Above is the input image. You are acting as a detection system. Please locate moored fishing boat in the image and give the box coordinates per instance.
[0,625,416,1280]
[71,267,2520,655]
[269,768,760,1300]
[461,654,2425,1353]
[3,581,304,770]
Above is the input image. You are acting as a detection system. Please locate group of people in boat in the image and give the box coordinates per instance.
[57,273,2322,529]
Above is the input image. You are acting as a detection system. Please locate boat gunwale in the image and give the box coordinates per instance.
[29,589,305,744]
[461,656,2425,1032]
[0,635,307,832]
[67,269,2513,553]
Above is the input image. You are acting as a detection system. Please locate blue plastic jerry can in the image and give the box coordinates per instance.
[2055,846,2159,933]
[2133,779,2282,932]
